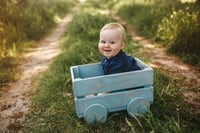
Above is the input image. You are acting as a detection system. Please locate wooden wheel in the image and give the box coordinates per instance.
[127,97,150,117]
[84,104,107,123]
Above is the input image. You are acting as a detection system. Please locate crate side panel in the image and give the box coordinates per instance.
[74,69,153,97]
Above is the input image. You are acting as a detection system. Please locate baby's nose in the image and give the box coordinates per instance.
[105,43,110,47]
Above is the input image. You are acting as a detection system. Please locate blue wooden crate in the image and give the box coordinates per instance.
[70,58,154,123]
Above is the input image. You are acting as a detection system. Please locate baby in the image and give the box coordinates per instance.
[98,23,141,75]
[86,23,141,97]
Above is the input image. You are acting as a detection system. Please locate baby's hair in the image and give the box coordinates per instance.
[100,23,126,43]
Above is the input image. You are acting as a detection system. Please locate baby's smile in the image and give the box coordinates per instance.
[104,49,111,52]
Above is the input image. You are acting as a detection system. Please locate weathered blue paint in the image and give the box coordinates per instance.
[70,58,154,123]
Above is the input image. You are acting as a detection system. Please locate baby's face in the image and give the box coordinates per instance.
[98,29,124,59]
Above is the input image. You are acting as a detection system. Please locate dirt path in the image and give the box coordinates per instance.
[110,12,200,116]
[0,5,77,132]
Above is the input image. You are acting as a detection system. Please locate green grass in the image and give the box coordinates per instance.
[23,1,199,132]
[0,57,19,88]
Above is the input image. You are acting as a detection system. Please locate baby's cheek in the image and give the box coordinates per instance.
[98,46,102,51]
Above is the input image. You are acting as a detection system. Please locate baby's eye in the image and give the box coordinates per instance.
[100,40,106,44]
[110,41,115,44]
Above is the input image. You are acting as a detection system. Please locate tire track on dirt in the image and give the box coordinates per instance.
[0,5,78,132]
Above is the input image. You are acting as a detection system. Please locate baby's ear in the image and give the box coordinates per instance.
[121,42,125,48]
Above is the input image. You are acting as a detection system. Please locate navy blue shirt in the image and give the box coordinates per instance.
[102,50,141,75]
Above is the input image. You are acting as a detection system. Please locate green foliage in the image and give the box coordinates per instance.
[156,7,200,65]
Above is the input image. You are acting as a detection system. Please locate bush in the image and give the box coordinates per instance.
[156,8,200,65]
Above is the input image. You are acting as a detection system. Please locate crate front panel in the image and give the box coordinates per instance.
[75,86,153,118]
